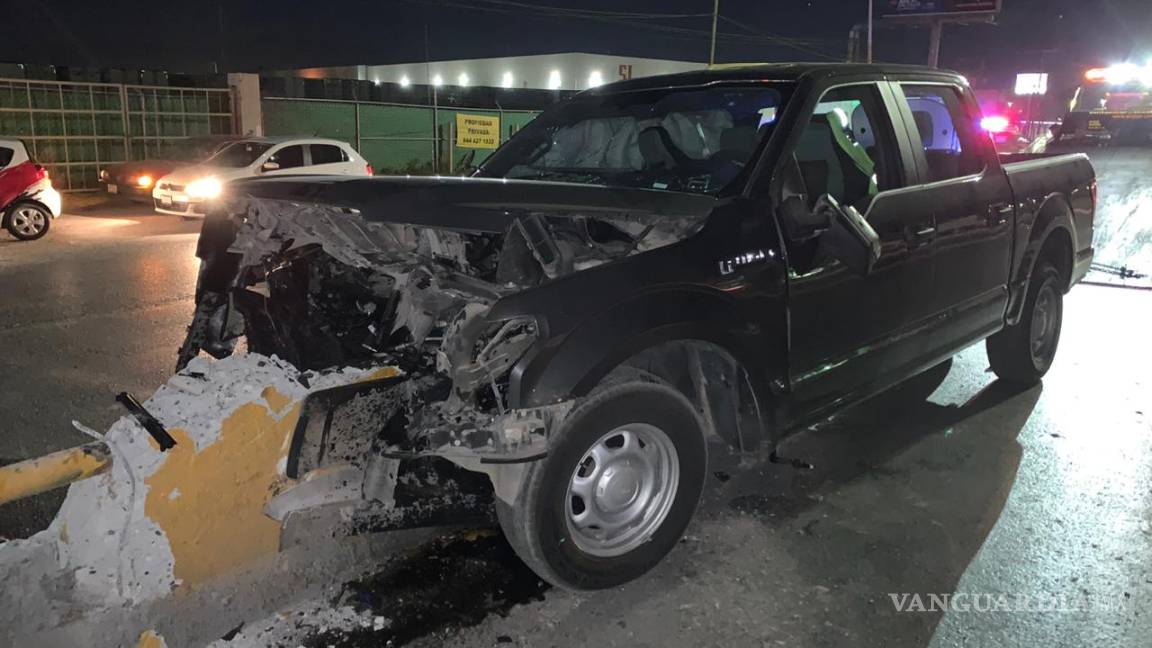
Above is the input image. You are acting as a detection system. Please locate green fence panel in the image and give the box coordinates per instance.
[359,104,433,139]
[260,98,538,176]
[262,99,356,141]
[1,78,232,190]
[360,139,435,175]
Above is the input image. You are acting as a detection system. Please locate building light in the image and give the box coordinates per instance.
[399,75,411,88]
[501,71,514,88]
[458,72,469,86]
[373,78,381,86]
[432,74,443,87]
[587,70,603,87]
[548,70,562,90]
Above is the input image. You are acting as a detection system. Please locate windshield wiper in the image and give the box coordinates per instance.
[510,168,607,185]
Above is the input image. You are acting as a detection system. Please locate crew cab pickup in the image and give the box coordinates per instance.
[182,64,1095,591]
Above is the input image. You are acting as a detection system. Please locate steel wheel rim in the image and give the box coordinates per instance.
[565,423,680,558]
[1030,283,1059,362]
[11,207,46,236]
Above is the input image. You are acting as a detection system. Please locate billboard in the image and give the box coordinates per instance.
[1014,73,1048,96]
[878,0,1001,19]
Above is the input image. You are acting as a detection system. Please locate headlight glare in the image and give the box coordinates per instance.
[186,177,223,199]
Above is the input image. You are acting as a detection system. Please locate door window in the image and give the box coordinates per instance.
[793,84,900,210]
[0,146,14,169]
[310,144,347,165]
[269,145,304,169]
[899,85,984,181]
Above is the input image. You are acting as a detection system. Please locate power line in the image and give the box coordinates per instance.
[425,0,712,20]
[400,0,842,59]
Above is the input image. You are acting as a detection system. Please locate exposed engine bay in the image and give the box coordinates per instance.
[178,189,706,514]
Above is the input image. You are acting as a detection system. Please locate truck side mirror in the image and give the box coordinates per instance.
[814,194,881,276]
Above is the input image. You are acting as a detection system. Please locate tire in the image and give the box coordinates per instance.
[497,381,707,590]
[4,202,51,241]
[987,261,1063,384]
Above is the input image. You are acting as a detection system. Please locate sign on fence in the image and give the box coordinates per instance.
[456,113,501,149]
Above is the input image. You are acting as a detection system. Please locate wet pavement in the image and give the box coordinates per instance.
[1,194,1150,647]
[1060,145,1152,288]
[219,290,1149,647]
[0,201,201,536]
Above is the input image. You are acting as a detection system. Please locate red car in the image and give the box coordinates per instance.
[0,139,61,240]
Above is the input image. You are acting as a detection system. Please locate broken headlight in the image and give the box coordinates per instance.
[449,314,539,412]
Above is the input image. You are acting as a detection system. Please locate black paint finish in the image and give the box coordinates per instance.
[220,63,1095,448]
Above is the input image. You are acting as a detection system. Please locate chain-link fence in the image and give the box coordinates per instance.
[0,78,234,191]
[261,97,538,175]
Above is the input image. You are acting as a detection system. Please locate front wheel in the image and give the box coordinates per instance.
[5,203,51,240]
[497,381,707,590]
[987,261,1064,384]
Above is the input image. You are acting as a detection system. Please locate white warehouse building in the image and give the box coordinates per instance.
[347,52,705,91]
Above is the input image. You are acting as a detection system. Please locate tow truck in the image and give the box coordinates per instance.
[1057,63,1152,145]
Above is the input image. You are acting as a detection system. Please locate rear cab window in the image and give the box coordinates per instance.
[897,84,986,182]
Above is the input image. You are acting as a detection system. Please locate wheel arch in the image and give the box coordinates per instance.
[508,289,783,450]
[1007,193,1077,326]
[606,339,775,453]
[2,198,54,227]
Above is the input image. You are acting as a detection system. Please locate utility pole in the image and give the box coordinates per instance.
[927,19,942,68]
[866,0,873,63]
[425,24,438,172]
[709,0,719,66]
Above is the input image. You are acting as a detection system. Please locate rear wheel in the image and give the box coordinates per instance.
[5,203,51,241]
[987,261,1063,384]
[497,381,707,590]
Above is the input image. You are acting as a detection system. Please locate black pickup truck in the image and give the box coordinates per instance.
[183,63,1095,591]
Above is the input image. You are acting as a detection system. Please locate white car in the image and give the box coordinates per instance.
[152,137,372,218]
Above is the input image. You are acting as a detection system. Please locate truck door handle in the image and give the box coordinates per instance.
[988,203,1012,225]
[905,224,935,245]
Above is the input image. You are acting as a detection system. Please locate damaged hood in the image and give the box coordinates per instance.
[225,174,718,234]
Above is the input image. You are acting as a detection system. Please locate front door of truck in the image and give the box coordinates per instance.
[775,81,937,416]
[890,82,1015,350]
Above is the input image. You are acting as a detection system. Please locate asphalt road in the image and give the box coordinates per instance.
[1,193,1150,647]
[0,201,202,536]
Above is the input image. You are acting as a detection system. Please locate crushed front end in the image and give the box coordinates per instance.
[177,187,701,528]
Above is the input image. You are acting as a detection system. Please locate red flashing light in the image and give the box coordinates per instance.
[980,115,1011,134]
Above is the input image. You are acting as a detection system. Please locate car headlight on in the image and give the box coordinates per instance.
[186,177,223,199]
[135,174,154,188]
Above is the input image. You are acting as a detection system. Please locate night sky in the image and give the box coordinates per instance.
[4,0,1150,86]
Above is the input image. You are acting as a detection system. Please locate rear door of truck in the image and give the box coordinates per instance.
[887,78,1015,352]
